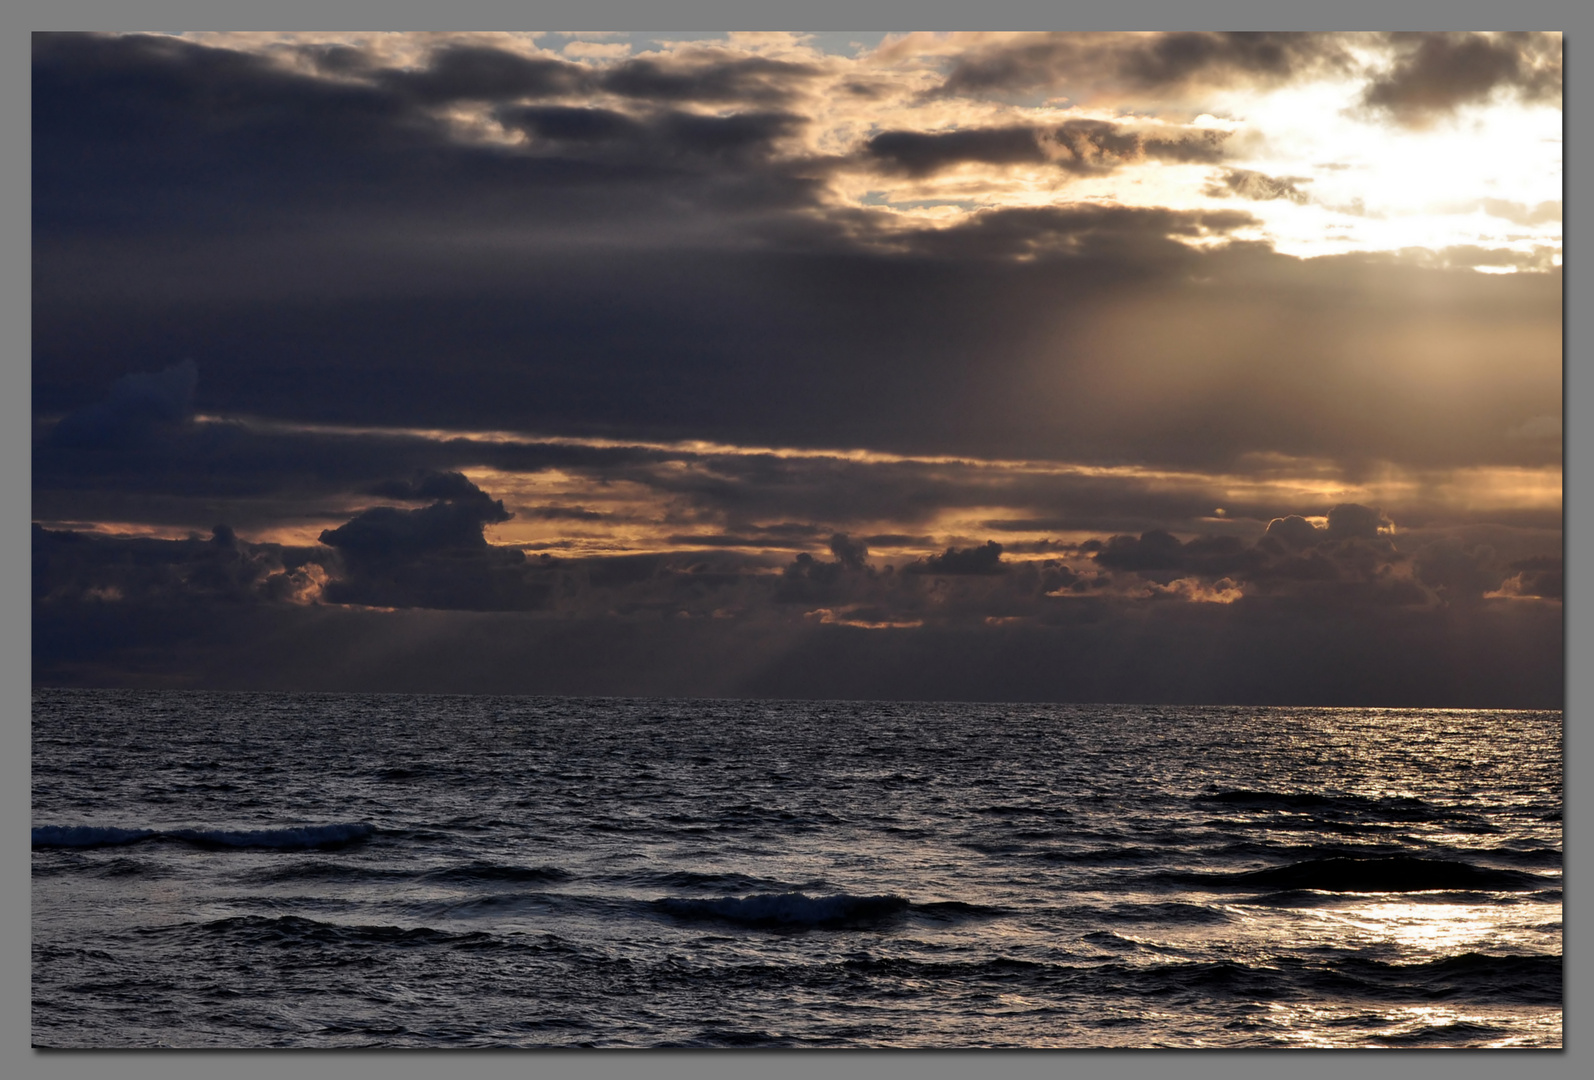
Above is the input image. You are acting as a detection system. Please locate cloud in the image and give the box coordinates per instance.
[907,540,1006,575]
[1479,199,1561,226]
[33,523,327,608]
[1362,32,1562,126]
[1325,503,1392,541]
[1204,168,1310,204]
[376,44,591,103]
[862,119,1226,178]
[321,472,510,555]
[1412,537,1505,602]
[933,32,1353,100]
[599,51,823,105]
[1494,555,1562,599]
[48,359,197,449]
[499,104,804,164]
[312,474,549,610]
[828,532,870,570]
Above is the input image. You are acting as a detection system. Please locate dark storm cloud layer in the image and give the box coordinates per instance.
[30,33,1562,705]
[33,529,1562,708]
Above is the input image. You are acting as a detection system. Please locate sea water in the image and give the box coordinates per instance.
[32,690,1563,1048]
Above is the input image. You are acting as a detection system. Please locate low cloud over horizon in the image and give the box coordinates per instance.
[33,32,1561,705]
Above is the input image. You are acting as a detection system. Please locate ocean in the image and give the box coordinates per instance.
[31,689,1563,1048]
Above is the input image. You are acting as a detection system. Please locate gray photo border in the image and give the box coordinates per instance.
[7,1,1584,1078]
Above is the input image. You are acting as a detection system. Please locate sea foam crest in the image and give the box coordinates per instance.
[655,891,909,928]
[32,823,374,851]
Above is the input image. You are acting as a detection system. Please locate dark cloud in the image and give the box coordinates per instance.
[377,44,591,103]
[1077,504,1530,612]
[499,104,803,163]
[1412,537,1505,603]
[864,125,1051,176]
[1500,555,1562,599]
[319,484,509,557]
[908,541,1006,575]
[1363,32,1562,126]
[937,32,1352,99]
[1204,168,1310,204]
[33,523,325,608]
[369,470,494,503]
[1264,515,1320,550]
[829,533,870,570]
[599,52,822,106]
[48,359,197,449]
[312,475,547,611]
[33,33,822,245]
[863,119,1225,178]
[1326,503,1392,541]
[526,504,610,521]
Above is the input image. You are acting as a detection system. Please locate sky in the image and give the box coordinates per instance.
[31,30,1563,705]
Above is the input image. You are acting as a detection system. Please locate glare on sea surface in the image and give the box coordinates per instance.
[1264,1001,1559,1049]
[1309,900,1514,954]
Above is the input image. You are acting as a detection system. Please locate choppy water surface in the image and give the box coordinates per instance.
[33,690,1562,1048]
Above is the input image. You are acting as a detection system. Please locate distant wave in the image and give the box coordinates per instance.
[654,891,910,928]
[32,823,375,851]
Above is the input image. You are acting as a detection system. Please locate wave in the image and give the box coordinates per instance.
[419,862,572,885]
[608,869,817,893]
[32,823,375,852]
[1327,952,1561,1005]
[654,891,910,929]
[1222,856,1544,893]
[1196,789,1469,823]
[194,914,497,949]
[1369,1021,1512,1046]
